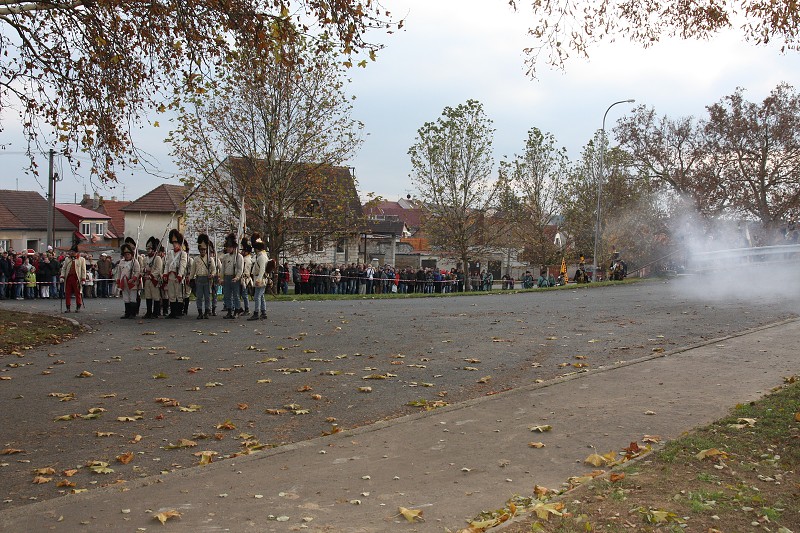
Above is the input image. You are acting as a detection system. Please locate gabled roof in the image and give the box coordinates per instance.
[366,200,422,230]
[55,204,111,228]
[0,190,74,231]
[222,156,363,217]
[121,184,187,213]
[79,198,130,238]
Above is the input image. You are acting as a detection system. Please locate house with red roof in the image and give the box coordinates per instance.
[55,203,113,246]
[0,190,75,254]
[79,192,129,249]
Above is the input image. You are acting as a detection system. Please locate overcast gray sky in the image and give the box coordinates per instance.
[2,0,799,204]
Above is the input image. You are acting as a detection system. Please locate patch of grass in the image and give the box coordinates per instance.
[478,379,800,533]
[0,309,78,354]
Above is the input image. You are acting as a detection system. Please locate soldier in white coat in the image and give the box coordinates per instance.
[164,229,188,319]
[142,237,164,319]
[219,233,243,319]
[116,240,142,319]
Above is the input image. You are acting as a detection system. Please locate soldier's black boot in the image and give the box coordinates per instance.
[167,302,178,319]
[143,299,153,319]
[152,300,161,318]
[260,311,267,320]
[183,298,190,315]
[203,309,210,319]
[162,299,169,316]
[121,302,131,319]
[247,311,259,321]
[197,309,204,320]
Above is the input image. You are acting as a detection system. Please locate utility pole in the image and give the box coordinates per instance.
[46,149,54,249]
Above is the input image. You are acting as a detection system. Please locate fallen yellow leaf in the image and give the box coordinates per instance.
[153,509,181,524]
[398,506,424,522]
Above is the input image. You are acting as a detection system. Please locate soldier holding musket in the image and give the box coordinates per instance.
[220,233,243,319]
[164,229,188,319]
[116,240,141,319]
[142,236,164,319]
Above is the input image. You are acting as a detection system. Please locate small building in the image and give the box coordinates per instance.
[79,192,130,249]
[121,184,187,247]
[55,203,113,246]
[0,190,75,253]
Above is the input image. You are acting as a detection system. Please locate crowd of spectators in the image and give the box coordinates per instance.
[0,247,120,301]
[1,247,563,304]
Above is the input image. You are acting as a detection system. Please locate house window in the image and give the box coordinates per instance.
[305,236,324,253]
[81,222,91,235]
[95,223,104,235]
[54,239,62,248]
[336,238,346,253]
[0,240,8,252]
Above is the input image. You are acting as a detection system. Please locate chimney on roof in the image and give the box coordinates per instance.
[82,193,90,204]
[111,196,117,202]
[92,192,100,209]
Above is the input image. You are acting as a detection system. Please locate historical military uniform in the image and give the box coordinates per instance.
[164,229,188,319]
[189,234,216,319]
[142,237,164,319]
[182,240,193,315]
[219,233,243,319]
[249,233,274,321]
[116,240,141,318]
[239,237,253,316]
[60,242,86,313]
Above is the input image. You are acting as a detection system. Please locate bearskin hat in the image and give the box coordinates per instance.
[251,232,265,251]
[197,233,210,250]
[121,242,135,256]
[168,228,184,245]
[240,236,252,254]
[146,236,160,252]
[125,236,136,249]
[224,232,238,249]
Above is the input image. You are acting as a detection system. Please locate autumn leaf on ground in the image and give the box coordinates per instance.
[529,425,552,432]
[154,509,181,524]
[165,439,197,449]
[358,386,372,393]
[32,476,52,484]
[56,479,76,488]
[115,452,134,465]
[87,461,114,474]
[153,372,168,379]
[216,420,236,430]
[1,448,24,455]
[34,467,56,475]
[528,442,546,448]
[695,448,729,460]
[63,469,78,477]
[585,453,610,467]
[77,371,93,378]
[531,501,564,520]
[477,376,491,383]
[398,507,424,522]
[195,451,217,465]
[178,404,201,412]
[642,434,661,443]
[117,415,143,422]
[237,403,248,410]
[610,472,626,482]
[155,398,179,406]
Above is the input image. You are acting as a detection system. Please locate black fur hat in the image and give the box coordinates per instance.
[251,233,265,251]
[125,236,136,249]
[197,233,210,250]
[121,242,135,255]
[224,232,238,249]
[240,236,252,254]
[168,228,184,245]
[146,236,160,252]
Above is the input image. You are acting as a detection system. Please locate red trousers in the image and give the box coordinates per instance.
[65,273,83,308]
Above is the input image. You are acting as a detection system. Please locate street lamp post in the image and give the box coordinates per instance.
[592,99,634,281]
